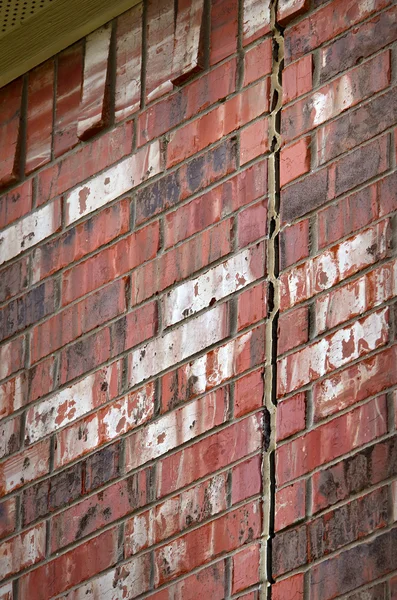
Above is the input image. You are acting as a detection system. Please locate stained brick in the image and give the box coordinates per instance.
[243,0,271,46]
[0,78,22,187]
[26,60,54,174]
[0,179,33,230]
[115,4,143,122]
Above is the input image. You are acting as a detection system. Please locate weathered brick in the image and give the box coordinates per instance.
[163,160,267,249]
[319,6,397,83]
[240,117,270,165]
[272,573,304,600]
[311,434,397,514]
[166,79,270,168]
[276,392,306,442]
[244,38,272,87]
[163,244,265,327]
[276,396,388,485]
[280,220,391,310]
[278,305,309,354]
[0,199,61,266]
[282,54,312,104]
[154,501,261,585]
[0,279,57,343]
[234,369,263,418]
[0,497,17,540]
[278,0,309,26]
[65,141,161,225]
[128,303,229,387]
[0,336,25,382]
[278,308,389,396]
[157,414,263,497]
[284,0,391,62]
[0,439,50,495]
[54,42,84,158]
[0,373,27,420]
[232,544,260,593]
[310,528,397,600]
[37,121,133,205]
[146,562,225,600]
[0,180,33,230]
[26,60,54,174]
[243,0,271,45]
[210,0,239,64]
[83,441,121,492]
[115,4,142,122]
[281,52,390,144]
[20,527,118,600]
[378,171,397,218]
[231,454,262,505]
[308,486,389,561]
[0,523,46,580]
[62,220,159,305]
[51,470,150,551]
[130,219,232,305]
[171,0,206,84]
[275,479,306,531]
[280,219,310,270]
[238,200,268,247]
[0,415,21,459]
[77,24,111,139]
[135,137,237,224]
[0,256,29,304]
[237,281,267,331]
[0,78,22,187]
[280,137,311,187]
[126,387,228,470]
[273,524,307,577]
[28,355,56,403]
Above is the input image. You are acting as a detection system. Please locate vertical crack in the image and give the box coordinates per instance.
[260,0,284,598]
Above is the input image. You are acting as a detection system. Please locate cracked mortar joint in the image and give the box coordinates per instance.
[259,0,284,597]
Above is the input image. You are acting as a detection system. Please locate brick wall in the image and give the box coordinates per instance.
[0,0,396,598]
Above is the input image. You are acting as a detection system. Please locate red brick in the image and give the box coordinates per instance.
[51,470,150,551]
[210,0,238,65]
[272,573,304,600]
[147,563,226,600]
[115,4,142,122]
[240,117,269,165]
[20,527,118,600]
[37,121,133,205]
[234,369,263,418]
[166,79,270,168]
[31,279,126,362]
[62,220,159,305]
[26,60,54,174]
[243,38,272,87]
[237,281,267,331]
[0,523,46,580]
[135,137,237,224]
[276,392,306,442]
[273,524,307,576]
[284,0,391,63]
[0,257,29,304]
[28,355,56,403]
[282,54,312,104]
[0,180,33,230]
[0,78,22,187]
[54,42,84,158]
[138,59,237,146]
[280,219,310,270]
[0,415,21,459]
[77,24,111,139]
[310,528,397,600]
[308,486,388,562]
[313,345,397,421]
[0,336,25,382]
[158,414,262,497]
[0,439,50,495]
[0,497,17,540]
[238,200,268,248]
[243,0,271,46]
[378,171,397,218]
[0,279,57,343]
[232,454,262,505]
[276,396,388,485]
[311,435,397,514]
[319,6,397,83]
[164,160,267,249]
[280,137,311,187]
[171,0,206,85]
[278,306,309,354]
[154,501,261,585]
[0,374,27,420]
[130,219,232,305]
[232,544,260,593]
[275,479,306,531]
[278,0,309,27]
[281,52,390,144]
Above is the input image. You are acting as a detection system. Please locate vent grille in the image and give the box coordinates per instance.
[0,0,55,37]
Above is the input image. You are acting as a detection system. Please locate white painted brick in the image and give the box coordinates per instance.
[163,245,264,326]
[0,200,60,266]
[129,303,229,387]
[25,366,116,444]
[0,440,49,494]
[0,524,46,581]
[65,141,161,225]
[125,388,227,469]
[243,0,271,42]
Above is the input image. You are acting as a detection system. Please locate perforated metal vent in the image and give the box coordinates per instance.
[0,0,140,88]
[0,0,55,37]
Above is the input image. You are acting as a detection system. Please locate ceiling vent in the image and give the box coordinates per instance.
[0,0,140,88]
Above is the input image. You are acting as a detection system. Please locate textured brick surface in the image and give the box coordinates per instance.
[0,0,395,598]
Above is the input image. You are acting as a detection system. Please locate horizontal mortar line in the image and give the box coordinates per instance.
[333,568,397,600]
